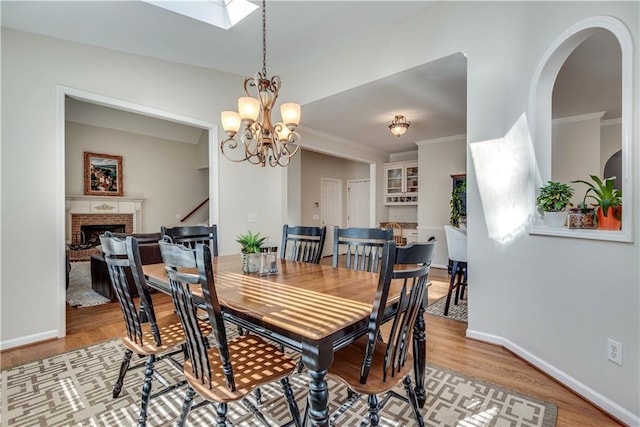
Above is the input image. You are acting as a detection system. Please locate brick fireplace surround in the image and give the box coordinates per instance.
[66,195,144,261]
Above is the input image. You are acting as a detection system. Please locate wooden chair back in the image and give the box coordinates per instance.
[385,222,405,246]
[332,226,393,273]
[161,225,219,257]
[280,224,327,264]
[99,232,161,346]
[361,241,437,384]
[159,241,235,391]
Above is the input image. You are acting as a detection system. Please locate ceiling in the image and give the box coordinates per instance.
[2,1,621,156]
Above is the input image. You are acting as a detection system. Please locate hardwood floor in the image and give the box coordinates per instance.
[0,265,622,426]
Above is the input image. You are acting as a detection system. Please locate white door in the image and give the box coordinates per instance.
[347,179,370,227]
[321,178,342,258]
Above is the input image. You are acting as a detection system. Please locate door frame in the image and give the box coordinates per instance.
[320,177,342,258]
[55,86,218,338]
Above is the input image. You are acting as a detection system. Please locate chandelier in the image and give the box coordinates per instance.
[220,0,301,167]
[389,115,410,137]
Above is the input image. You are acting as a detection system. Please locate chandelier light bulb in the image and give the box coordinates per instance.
[221,111,241,136]
[238,97,260,122]
[281,103,301,128]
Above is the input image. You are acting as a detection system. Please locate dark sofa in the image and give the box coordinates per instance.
[91,232,163,302]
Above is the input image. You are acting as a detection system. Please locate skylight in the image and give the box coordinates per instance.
[143,0,258,30]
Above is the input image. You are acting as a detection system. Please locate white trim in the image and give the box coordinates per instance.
[528,16,633,243]
[0,330,59,351]
[56,85,219,340]
[415,133,467,146]
[601,118,622,127]
[302,126,387,158]
[466,329,640,426]
[551,111,605,125]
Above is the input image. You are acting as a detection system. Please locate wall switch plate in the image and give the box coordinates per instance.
[607,338,623,366]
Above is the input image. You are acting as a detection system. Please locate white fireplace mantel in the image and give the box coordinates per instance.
[65,195,145,243]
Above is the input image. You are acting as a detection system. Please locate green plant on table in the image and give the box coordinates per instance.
[449,180,467,227]
[236,230,267,254]
[571,175,621,218]
[536,181,574,213]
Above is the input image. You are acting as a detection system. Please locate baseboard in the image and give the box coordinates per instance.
[0,329,59,351]
[466,328,640,426]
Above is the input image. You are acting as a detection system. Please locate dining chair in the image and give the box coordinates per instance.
[280,224,327,264]
[443,225,467,316]
[332,226,393,273]
[100,232,203,426]
[158,241,302,427]
[309,240,436,426]
[160,224,218,257]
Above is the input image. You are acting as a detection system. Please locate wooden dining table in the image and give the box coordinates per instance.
[143,254,428,426]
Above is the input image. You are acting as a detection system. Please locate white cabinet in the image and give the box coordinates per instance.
[404,228,419,244]
[384,161,418,205]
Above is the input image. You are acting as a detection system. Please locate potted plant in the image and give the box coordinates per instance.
[536,180,574,227]
[567,200,596,229]
[449,179,467,228]
[236,230,266,273]
[572,175,622,230]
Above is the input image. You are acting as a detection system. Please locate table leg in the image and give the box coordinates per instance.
[413,294,427,408]
[307,369,329,426]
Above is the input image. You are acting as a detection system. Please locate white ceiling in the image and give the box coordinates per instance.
[2,1,621,155]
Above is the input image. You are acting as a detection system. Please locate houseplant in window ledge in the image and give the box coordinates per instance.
[572,175,622,230]
[536,180,574,227]
[236,230,266,273]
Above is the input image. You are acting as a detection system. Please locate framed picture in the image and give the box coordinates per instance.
[84,152,123,196]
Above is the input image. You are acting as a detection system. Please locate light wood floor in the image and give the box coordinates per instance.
[0,265,622,426]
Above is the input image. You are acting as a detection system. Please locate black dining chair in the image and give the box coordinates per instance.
[280,224,327,264]
[158,241,302,427]
[332,226,393,273]
[444,225,467,316]
[100,232,205,426]
[317,240,437,426]
[160,225,218,257]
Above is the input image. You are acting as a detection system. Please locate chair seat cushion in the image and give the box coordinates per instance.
[184,334,297,403]
[121,312,210,355]
[329,335,414,395]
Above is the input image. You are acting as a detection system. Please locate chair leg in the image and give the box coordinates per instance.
[113,348,133,398]
[367,394,380,426]
[177,385,196,427]
[403,375,425,427]
[280,377,302,427]
[215,402,228,427]
[137,354,155,427]
[444,260,459,316]
[254,388,262,404]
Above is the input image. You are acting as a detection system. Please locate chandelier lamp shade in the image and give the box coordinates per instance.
[389,115,411,137]
[220,0,301,167]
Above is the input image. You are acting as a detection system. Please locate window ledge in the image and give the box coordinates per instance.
[529,223,632,242]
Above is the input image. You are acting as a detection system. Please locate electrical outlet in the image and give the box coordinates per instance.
[607,338,623,366]
[248,213,256,223]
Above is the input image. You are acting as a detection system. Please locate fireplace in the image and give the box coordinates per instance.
[80,224,125,247]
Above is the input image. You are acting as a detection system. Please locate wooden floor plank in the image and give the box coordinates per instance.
[0,266,622,426]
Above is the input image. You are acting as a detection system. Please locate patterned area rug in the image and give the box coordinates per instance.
[66,261,110,307]
[427,294,468,322]
[1,337,557,426]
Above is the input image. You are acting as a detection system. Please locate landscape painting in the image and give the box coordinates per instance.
[84,152,123,196]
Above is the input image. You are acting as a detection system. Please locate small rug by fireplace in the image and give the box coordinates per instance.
[66,261,110,308]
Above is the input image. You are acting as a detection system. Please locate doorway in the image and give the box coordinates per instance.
[57,86,218,337]
[320,178,342,257]
[347,179,370,227]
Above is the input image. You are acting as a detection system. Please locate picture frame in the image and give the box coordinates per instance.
[84,152,123,196]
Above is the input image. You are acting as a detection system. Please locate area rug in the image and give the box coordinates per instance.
[66,261,110,307]
[427,294,468,323]
[1,338,557,426]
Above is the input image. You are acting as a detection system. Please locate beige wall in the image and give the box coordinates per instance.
[65,121,209,232]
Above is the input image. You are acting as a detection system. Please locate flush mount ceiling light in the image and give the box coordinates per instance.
[389,115,411,137]
[220,0,301,167]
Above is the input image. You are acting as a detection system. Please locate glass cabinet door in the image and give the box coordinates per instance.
[386,167,403,194]
[405,165,418,193]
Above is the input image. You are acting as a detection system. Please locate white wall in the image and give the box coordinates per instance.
[283,1,639,423]
[552,115,602,206]
[1,29,286,348]
[65,121,209,230]
[416,136,466,267]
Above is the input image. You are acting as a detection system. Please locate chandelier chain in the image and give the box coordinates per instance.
[261,0,267,76]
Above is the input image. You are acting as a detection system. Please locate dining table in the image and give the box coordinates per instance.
[143,254,428,427]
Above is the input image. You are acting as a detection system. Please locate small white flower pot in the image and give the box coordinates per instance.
[542,211,568,227]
